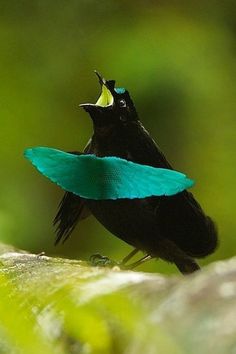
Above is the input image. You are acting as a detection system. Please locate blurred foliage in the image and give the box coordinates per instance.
[0,1,236,273]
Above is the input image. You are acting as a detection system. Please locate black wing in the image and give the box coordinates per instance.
[126,122,218,258]
[53,144,92,245]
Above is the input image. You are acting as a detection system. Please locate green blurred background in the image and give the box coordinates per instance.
[0,0,235,274]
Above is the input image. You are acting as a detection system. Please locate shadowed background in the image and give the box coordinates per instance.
[0,0,235,274]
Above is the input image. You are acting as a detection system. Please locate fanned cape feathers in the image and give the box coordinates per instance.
[24,147,194,200]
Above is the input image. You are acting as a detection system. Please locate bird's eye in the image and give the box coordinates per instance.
[119,99,126,108]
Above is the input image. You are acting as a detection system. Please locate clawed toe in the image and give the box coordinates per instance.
[89,253,118,267]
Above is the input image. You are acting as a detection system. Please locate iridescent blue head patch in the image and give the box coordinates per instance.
[115,87,126,94]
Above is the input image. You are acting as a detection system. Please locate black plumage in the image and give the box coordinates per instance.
[54,73,218,274]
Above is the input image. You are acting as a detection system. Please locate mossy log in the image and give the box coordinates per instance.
[0,243,235,354]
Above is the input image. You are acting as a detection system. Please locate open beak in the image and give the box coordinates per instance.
[80,71,114,111]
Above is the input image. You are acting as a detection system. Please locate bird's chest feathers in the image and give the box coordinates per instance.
[92,125,131,158]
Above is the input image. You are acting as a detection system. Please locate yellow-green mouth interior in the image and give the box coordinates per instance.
[96,84,114,107]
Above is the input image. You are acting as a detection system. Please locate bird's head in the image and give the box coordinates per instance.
[80,71,138,128]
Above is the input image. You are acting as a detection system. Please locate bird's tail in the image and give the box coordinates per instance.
[175,258,200,274]
[186,216,218,258]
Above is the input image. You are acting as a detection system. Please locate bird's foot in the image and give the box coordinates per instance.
[36,251,46,259]
[89,251,152,270]
[89,253,118,268]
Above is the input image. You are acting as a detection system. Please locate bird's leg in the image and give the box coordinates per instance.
[121,248,139,265]
[125,254,152,270]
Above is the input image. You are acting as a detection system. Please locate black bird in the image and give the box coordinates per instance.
[54,72,218,274]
